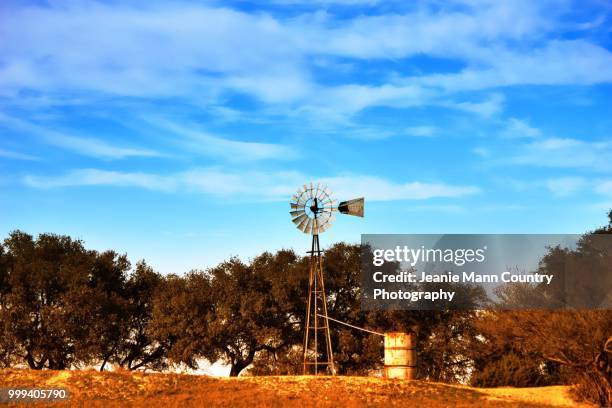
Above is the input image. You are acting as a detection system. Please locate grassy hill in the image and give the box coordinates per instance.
[0,369,593,407]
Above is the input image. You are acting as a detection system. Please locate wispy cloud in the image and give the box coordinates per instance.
[148,119,297,161]
[404,126,437,137]
[24,169,176,191]
[1,1,610,119]
[442,94,505,118]
[595,181,612,196]
[0,148,38,161]
[23,168,480,201]
[321,175,480,201]
[502,118,542,139]
[271,0,380,4]
[416,40,612,92]
[509,137,612,171]
[0,114,161,159]
[496,177,612,198]
[545,177,587,197]
[45,133,162,160]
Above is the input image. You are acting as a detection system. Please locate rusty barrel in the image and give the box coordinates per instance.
[384,332,416,379]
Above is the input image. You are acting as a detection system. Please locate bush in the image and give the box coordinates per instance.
[471,352,560,388]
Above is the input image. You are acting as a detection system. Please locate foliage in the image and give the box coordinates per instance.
[0,231,167,371]
[471,351,561,387]
[0,209,610,407]
[472,212,612,405]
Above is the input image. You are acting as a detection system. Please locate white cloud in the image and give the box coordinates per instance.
[24,169,177,191]
[595,181,612,196]
[416,40,612,92]
[502,118,542,138]
[272,0,380,4]
[321,175,480,200]
[443,93,505,117]
[0,113,293,162]
[147,119,297,161]
[1,1,610,118]
[404,126,437,137]
[46,133,161,160]
[509,137,612,171]
[23,168,480,201]
[545,177,586,197]
[0,114,160,159]
[317,83,432,116]
[0,148,38,160]
[308,1,549,60]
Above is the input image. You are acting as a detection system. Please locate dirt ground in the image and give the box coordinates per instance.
[0,369,594,407]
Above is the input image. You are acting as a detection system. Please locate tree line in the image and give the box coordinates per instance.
[0,213,610,405]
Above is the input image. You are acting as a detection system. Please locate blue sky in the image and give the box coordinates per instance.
[1,0,611,274]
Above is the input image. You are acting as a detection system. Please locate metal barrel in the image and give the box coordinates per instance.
[384,332,416,380]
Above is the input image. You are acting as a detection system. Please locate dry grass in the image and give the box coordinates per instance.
[0,369,594,407]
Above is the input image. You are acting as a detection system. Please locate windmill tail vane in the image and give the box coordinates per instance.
[289,182,364,375]
[338,197,364,218]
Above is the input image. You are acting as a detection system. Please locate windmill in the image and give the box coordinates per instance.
[290,182,364,375]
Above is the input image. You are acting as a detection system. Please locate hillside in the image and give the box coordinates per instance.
[0,369,593,407]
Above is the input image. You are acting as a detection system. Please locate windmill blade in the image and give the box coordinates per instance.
[318,208,331,218]
[292,213,308,225]
[289,182,358,235]
[294,187,304,202]
[317,188,328,202]
[307,183,314,199]
[304,218,313,234]
[320,187,331,201]
[317,191,325,201]
[290,209,305,218]
[338,197,364,217]
[320,199,337,208]
[297,191,309,206]
[297,217,309,231]
[320,215,335,232]
[318,213,334,231]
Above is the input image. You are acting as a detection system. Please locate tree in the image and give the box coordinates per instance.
[115,261,170,371]
[150,271,214,369]
[0,231,95,369]
[0,241,17,367]
[83,250,132,371]
[473,212,612,405]
[205,252,303,376]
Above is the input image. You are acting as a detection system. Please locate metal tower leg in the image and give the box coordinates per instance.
[303,234,336,375]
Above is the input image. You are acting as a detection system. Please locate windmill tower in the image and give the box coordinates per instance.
[290,182,364,375]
